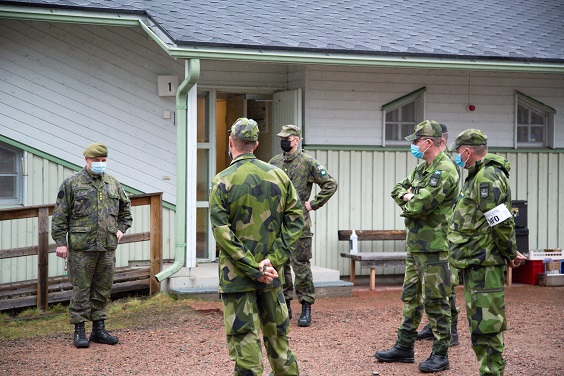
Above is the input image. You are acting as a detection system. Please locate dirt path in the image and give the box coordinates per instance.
[1,284,563,375]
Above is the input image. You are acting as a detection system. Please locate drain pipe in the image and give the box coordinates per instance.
[155,59,200,282]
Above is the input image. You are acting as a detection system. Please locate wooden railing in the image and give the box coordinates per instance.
[0,193,163,310]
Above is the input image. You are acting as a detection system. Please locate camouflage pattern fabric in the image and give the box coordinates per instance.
[221,288,299,376]
[448,153,516,376]
[210,152,303,375]
[269,149,337,238]
[462,266,506,376]
[269,150,337,304]
[448,154,517,268]
[391,151,459,253]
[390,151,459,356]
[51,167,132,251]
[210,153,304,293]
[396,252,452,356]
[282,238,314,304]
[51,167,131,324]
[68,250,115,324]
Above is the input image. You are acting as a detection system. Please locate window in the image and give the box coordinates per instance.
[382,87,426,145]
[0,142,23,206]
[515,91,556,148]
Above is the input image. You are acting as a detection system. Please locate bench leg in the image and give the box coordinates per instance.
[349,259,356,285]
[506,266,512,287]
[370,268,376,291]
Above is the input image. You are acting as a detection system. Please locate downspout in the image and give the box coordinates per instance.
[155,59,200,282]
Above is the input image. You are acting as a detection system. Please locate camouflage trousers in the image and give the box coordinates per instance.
[462,265,507,376]
[450,267,460,327]
[283,237,314,304]
[396,251,452,356]
[68,250,115,324]
[221,287,299,376]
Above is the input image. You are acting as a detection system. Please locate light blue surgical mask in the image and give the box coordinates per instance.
[410,140,430,159]
[455,148,469,168]
[90,161,106,175]
[410,144,423,159]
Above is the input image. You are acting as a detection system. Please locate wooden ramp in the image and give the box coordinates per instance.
[0,266,150,311]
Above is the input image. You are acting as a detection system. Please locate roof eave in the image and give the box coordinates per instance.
[166,45,564,73]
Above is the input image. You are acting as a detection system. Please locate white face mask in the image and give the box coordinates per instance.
[90,161,106,175]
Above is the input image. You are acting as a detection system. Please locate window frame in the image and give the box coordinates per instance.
[382,87,426,146]
[0,142,24,207]
[515,91,556,149]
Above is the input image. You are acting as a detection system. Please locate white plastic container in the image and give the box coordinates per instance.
[349,230,358,254]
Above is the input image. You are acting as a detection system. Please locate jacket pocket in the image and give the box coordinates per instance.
[69,226,92,251]
[106,226,118,250]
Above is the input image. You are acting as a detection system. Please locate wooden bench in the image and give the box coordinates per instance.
[338,230,407,291]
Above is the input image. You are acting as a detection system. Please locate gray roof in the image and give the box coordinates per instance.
[2,0,564,62]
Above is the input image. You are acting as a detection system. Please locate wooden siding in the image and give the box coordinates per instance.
[0,152,175,284]
[0,19,292,205]
[304,66,564,147]
[308,149,564,277]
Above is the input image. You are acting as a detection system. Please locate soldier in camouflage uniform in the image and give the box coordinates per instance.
[52,142,132,348]
[417,123,461,346]
[375,120,459,373]
[448,129,526,376]
[269,125,337,327]
[210,118,304,376]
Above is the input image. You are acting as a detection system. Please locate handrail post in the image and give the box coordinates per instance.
[37,207,49,310]
[149,193,163,294]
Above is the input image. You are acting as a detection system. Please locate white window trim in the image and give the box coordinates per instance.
[0,142,24,207]
[382,87,426,146]
[514,91,556,149]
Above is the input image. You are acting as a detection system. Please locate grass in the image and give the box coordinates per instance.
[0,292,189,341]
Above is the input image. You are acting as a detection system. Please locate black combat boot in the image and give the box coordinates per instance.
[297,302,311,327]
[285,299,292,319]
[418,353,450,373]
[90,320,119,345]
[73,322,90,348]
[374,345,415,363]
[450,321,459,346]
[416,323,434,340]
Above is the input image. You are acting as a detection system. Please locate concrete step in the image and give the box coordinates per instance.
[163,262,353,301]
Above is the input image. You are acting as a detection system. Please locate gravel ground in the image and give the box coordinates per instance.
[1,283,563,376]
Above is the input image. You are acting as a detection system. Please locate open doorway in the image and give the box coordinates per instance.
[216,93,274,171]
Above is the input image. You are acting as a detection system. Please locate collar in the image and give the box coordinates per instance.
[283,149,302,162]
[230,153,256,165]
[422,151,447,173]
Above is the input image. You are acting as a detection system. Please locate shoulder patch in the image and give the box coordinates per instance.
[316,164,327,177]
[429,170,442,187]
[480,182,490,199]
[57,190,64,199]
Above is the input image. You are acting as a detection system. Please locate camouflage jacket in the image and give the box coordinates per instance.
[210,153,304,293]
[391,151,459,253]
[448,154,517,269]
[269,149,337,237]
[51,167,132,252]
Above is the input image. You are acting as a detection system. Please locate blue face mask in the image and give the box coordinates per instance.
[455,149,469,168]
[90,161,106,175]
[455,154,465,168]
[410,144,423,159]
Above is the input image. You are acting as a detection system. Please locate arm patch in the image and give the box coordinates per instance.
[480,182,490,199]
[429,170,442,187]
[57,190,64,199]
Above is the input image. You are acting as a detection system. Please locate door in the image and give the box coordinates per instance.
[271,89,302,157]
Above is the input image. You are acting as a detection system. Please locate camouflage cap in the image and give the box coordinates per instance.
[405,120,443,141]
[83,142,108,158]
[448,129,488,151]
[229,117,259,141]
[277,124,302,138]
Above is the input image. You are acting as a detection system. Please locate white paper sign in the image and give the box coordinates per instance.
[484,204,512,227]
